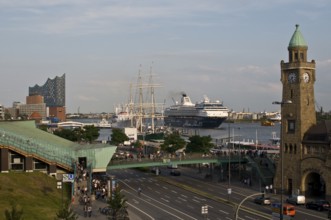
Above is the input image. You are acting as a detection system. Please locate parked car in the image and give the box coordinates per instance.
[254,196,271,205]
[170,170,181,176]
[286,195,306,205]
[306,200,330,211]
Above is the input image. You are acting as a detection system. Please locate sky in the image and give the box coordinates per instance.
[0,0,330,114]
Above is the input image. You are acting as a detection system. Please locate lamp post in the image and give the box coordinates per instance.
[228,123,231,202]
[272,100,292,220]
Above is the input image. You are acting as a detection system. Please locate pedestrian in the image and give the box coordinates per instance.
[88,205,92,217]
[84,205,88,217]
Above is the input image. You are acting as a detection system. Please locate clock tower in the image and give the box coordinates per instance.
[274,25,316,194]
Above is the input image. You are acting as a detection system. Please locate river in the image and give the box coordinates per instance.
[72,118,280,145]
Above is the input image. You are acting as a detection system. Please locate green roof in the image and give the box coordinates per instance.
[288,24,307,48]
[0,120,116,172]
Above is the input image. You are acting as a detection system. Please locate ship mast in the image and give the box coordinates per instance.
[149,64,156,134]
[137,67,144,133]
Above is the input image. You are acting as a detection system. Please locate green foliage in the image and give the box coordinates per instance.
[53,126,100,143]
[110,128,129,145]
[186,135,214,153]
[4,203,24,220]
[107,187,129,220]
[160,132,186,154]
[82,125,100,143]
[54,200,78,220]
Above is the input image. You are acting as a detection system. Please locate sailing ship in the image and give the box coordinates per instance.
[113,65,164,133]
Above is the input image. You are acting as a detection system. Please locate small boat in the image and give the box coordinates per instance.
[93,118,112,128]
[261,120,275,126]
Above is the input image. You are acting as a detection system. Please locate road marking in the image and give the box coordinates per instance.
[161,198,169,203]
[181,194,188,198]
[164,195,170,199]
[219,210,229,215]
[194,196,206,201]
[207,205,213,209]
[121,181,197,220]
[126,201,155,220]
[171,190,178,194]
[244,216,256,220]
[155,190,161,194]
[162,186,168,190]
[192,199,200,203]
[178,197,187,202]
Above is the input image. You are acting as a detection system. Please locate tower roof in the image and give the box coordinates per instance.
[288,24,307,48]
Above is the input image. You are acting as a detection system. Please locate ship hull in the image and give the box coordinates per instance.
[164,116,227,128]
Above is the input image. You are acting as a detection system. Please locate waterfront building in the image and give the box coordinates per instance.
[274,24,331,199]
[29,74,66,122]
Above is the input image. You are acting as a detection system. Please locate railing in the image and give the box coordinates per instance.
[109,153,245,168]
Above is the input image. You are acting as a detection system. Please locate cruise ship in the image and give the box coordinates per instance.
[164,93,229,128]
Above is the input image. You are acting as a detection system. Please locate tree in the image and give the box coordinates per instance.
[54,200,78,220]
[82,125,100,143]
[53,126,100,143]
[110,128,129,145]
[108,187,129,220]
[186,135,214,153]
[4,203,24,220]
[160,132,186,154]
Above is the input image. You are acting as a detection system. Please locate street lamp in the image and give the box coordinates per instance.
[272,100,292,220]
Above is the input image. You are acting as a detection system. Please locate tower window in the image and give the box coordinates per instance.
[300,53,304,61]
[294,52,298,61]
[288,120,295,133]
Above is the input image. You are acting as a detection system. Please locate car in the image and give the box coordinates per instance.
[286,195,306,205]
[306,200,330,211]
[254,196,271,205]
[170,170,181,176]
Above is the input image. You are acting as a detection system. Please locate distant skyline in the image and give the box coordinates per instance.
[1,1,330,113]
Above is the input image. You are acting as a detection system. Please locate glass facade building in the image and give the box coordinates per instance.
[29,74,65,107]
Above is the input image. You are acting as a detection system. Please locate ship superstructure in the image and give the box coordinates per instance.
[164,93,229,128]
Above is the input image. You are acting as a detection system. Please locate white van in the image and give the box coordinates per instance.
[286,195,306,205]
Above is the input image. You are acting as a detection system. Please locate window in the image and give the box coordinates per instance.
[288,120,295,133]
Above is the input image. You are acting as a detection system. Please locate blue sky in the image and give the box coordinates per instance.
[0,0,330,113]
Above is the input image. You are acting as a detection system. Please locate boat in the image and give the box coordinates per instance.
[93,118,112,129]
[164,93,229,128]
[261,120,275,126]
[269,113,281,121]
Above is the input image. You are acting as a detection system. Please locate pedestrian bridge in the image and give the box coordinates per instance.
[107,154,247,170]
[0,121,116,173]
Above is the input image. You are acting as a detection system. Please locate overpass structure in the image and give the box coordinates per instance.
[0,121,116,174]
[0,121,274,188]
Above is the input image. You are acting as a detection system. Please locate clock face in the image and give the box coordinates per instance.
[288,73,297,83]
[303,72,310,83]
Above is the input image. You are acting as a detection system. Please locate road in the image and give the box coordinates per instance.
[73,165,330,220]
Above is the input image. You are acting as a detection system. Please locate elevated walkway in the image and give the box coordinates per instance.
[107,154,247,170]
[0,121,116,173]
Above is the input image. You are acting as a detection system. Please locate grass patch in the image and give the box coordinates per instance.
[0,172,70,220]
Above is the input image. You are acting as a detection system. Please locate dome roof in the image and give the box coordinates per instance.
[288,24,307,48]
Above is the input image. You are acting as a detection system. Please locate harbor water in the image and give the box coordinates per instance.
[72,119,281,145]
